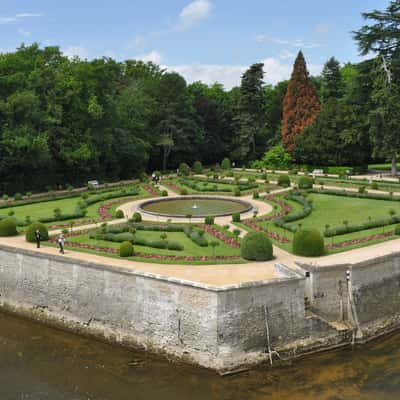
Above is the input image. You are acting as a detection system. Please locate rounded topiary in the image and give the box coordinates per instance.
[278,174,291,187]
[132,212,142,223]
[298,176,313,189]
[119,241,134,257]
[240,232,273,261]
[292,229,325,257]
[178,162,190,176]
[232,213,241,223]
[221,157,231,170]
[115,209,124,218]
[0,217,18,237]
[192,161,203,174]
[25,222,49,243]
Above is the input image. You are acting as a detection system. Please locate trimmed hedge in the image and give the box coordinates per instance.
[0,217,18,237]
[274,194,312,232]
[395,225,400,235]
[298,176,313,189]
[115,209,124,218]
[204,216,214,225]
[183,226,208,247]
[119,241,134,257]
[192,161,203,174]
[278,175,291,187]
[25,223,49,243]
[313,188,399,202]
[240,232,273,261]
[292,229,324,257]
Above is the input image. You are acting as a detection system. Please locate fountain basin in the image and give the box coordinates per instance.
[138,196,253,218]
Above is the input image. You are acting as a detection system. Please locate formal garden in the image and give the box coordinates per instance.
[1,159,400,264]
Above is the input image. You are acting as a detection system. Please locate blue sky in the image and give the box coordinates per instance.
[0,0,389,88]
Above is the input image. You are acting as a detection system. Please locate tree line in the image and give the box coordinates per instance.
[0,0,399,193]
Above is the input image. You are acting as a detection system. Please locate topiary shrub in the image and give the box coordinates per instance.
[292,229,325,257]
[204,216,214,225]
[233,187,241,197]
[14,193,23,201]
[192,161,203,174]
[119,241,134,257]
[25,222,49,243]
[395,225,400,235]
[253,191,260,199]
[221,157,231,170]
[178,162,190,176]
[232,213,241,223]
[131,212,142,223]
[180,188,188,195]
[161,190,168,197]
[240,232,273,261]
[298,176,313,189]
[371,182,379,190]
[0,217,18,237]
[278,174,291,187]
[115,209,124,218]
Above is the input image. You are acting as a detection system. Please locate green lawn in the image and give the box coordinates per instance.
[239,193,400,255]
[0,185,148,227]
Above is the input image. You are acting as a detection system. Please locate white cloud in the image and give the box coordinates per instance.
[175,0,213,31]
[0,17,17,24]
[62,46,89,59]
[136,50,162,63]
[166,58,323,89]
[256,35,321,49]
[15,13,44,18]
[18,27,30,37]
[0,12,43,25]
[279,49,296,60]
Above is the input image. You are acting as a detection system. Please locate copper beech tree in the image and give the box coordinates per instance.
[281,51,321,154]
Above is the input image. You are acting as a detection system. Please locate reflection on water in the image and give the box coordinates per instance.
[1,311,400,400]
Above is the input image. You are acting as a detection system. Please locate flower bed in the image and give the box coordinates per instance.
[326,231,395,250]
[200,224,240,248]
[241,220,290,244]
[143,185,161,196]
[49,230,241,262]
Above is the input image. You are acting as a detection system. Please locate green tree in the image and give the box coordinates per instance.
[321,57,343,100]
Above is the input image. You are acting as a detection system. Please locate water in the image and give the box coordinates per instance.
[1,312,400,400]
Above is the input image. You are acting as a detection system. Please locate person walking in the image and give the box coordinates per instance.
[35,229,41,248]
[58,234,65,254]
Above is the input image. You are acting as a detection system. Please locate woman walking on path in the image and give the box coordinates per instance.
[35,229,41,248]
[58,234,65,254]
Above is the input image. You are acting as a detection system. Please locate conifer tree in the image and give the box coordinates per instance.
[321,57,343,100]
[281,51,320,154]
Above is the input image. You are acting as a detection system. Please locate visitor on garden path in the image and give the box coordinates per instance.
[35,229,41,248]
[58,234,65,254]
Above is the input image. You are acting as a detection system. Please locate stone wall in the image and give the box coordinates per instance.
[0,244,320,373]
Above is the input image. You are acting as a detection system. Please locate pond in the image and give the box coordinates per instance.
[2,312,400,400]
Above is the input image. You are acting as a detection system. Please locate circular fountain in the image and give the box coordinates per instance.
[138,196,253,218]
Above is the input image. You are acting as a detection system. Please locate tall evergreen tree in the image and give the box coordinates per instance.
[354,0,400,174]
[232,63,265,162]
[321,57,343,100]
[281,51,320,154]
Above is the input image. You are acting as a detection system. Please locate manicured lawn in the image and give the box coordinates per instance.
[0,185,148,226]
[238,192,400,255]
[369,163,400,171]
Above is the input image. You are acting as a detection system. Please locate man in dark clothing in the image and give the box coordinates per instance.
[35,229,41,248]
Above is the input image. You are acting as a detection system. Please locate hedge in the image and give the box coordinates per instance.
[0,217,18,237]
[313,188,399,202]
[131,212,142,222]
[292,229,324,257]
[240,232,273,261]
[274,194,312,232]
[25,223,49,243]
[183,226,208,247]
[232,213,241,223]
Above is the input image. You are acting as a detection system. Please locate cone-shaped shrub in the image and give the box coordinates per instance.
[278,175,291,187]
[25,223,49,243]
[241,232,273,261]
[292,228,324,257]
[298,176,313,189]
[0,217,18,237]
[119,241,134,257]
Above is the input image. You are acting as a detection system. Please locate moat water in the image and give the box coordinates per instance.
[1,312,400,400]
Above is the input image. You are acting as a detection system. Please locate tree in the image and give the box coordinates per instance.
[281,51,321,154]
[232,63,266,161]
[354,1,400,174]
[258,144,292,170]
[321,57,343,100]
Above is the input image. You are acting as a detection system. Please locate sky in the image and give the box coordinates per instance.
[0,0,389,89]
